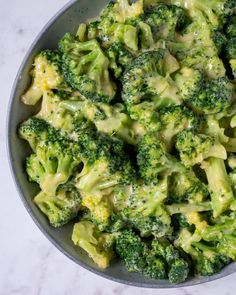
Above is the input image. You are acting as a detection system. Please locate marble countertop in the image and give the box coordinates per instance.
[1,0,236,294]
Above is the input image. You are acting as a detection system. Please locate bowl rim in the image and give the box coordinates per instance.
[6,0,236,288]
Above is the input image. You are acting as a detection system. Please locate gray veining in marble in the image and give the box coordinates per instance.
[1,0,236,294]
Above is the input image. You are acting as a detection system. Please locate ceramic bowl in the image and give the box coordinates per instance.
[7,0,236,288]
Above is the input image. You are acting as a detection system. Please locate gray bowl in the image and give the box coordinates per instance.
[7,0,236,288]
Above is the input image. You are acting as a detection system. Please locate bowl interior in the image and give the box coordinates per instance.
[8,0,236,288]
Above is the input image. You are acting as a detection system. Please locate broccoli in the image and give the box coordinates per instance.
[143,4,188,41]
[116,229,148,272]
[202,115,229,144]
[26,137,78,196]
[34,182,81,227]
[22,50,68,105]
[175,228,230,276]
[174,67,203,101]
[107,42,134,78]
[157,105,200,151]
[167,171,209,204]
[175,130,227,167]
[201,158,234,217]
[59,33,116,103]
[72,220,115,268]
[226,37,236,60]
[18,117,51,151]
[213,30,227,54]
[60,99,139,145]
[119,179,172,237]
[34,90,76,134]
[116,230,189,283]
[226,15,236,37]
[73,135,135,230]
[138,21,154,49]
[114,0,144,23]
[146,238,189,284]
[127,101,159,132]
[172,0,235,28]
[185,77,234,115]
[137,132,185,184]
[122,50,181,108]
[168,10,226,78]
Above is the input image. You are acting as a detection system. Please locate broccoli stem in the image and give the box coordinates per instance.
[166,202,212,215]
[201,158,234,217]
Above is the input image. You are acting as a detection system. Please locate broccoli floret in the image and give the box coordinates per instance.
[116,229,147,272]
[145,238,189,283]
[226,15,236,37]
[118,179,172,237]
[73,135,135,230]
[107,42,134,78]
[201,158,234,217]
[122,50,181,108]
[18,117,51,151]
[34,183,81,227]
[137,132,185,184]
[175,228,229,276]
[60,99,139,145]
[127,101,159,132]
[226,37,236,59]
[175,130,227,167]
[167,171,209,204]
[174,67,203,101]
[157,105,200,151]
[22,50,68,105]
[168,10,226,78]
[143,4,188,41]
[72,220,115,268]
[213,30,227,54]
[59,33,116,103]
[186,77,234,115]
[26,138,78,196]
[35,90,76,134]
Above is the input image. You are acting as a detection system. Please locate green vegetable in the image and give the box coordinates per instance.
[19,0,236,284]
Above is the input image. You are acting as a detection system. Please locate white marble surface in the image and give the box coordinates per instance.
[1,0,236,294]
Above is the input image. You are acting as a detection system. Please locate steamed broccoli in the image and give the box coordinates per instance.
[175,130,227,167]
[157,105,200,151]
[167,171,209,204]
[117,179,172,237]
[59,33,116,103]
[143,4,188,41]
[201,158,234,217]
[175,228,230,276]
[18,117,51,151]
[60,98,139,145]
[137,132,185,184]
[107,42,134,78]
[72,220,115,268]
[21,50,68,105]
[146,238,189,284]
[116,230,189,283]
[122,50,181,108]
[34,182,81,227]
[26,139,78,196]
[185,77,234,115]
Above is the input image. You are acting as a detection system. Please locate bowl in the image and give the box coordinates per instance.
[7,0,236,288]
